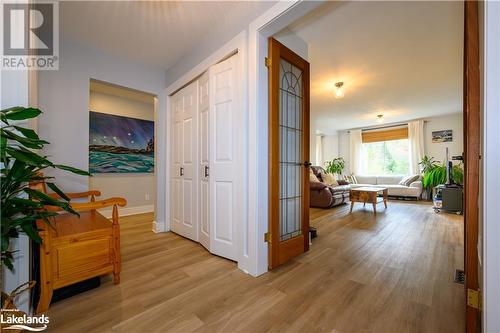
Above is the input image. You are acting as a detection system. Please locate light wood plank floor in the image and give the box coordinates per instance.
[46,201,465,332]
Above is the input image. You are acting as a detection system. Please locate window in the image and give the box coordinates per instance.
[362,139,409,175]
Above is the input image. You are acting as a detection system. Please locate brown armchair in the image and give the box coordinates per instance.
[30,181,126,313]
[310,166,350,208]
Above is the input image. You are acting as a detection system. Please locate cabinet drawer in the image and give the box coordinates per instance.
[55,238,112,279]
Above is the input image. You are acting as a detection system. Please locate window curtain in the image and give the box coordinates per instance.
[408,120,425,174]
[349,129,363,174]
[315,135,323,166]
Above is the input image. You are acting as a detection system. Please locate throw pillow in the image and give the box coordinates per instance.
[399,174,420,187]
[322,172,339,187]
[351,175,358,184]
[309,169,320,183]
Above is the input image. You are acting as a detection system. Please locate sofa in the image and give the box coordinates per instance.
[351,175,423,199]
[310,166,351,208]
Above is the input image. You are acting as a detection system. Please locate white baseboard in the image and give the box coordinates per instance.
[152,220,167,233]
[99,204,154,219]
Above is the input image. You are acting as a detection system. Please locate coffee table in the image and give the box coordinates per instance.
[349,187,388,215]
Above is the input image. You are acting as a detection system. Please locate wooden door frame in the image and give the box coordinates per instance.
[268,38,310,269]
[464,1,481,332]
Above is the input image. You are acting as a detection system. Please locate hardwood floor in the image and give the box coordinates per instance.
[45,201,465,332]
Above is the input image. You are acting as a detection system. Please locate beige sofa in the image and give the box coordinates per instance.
[350,175,423,199]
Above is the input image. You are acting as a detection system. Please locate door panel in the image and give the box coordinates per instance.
[268,38,310,269]
[208,54,240,261]
[170,81,198,242]
[198,72,210,250]
[171,93,183,232]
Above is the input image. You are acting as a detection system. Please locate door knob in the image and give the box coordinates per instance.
[204,166,209,178]
[180,167,184,176]
[303,161,312,167]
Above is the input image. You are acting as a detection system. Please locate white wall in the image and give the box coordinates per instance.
[38,37,166,228]
[88,91,155,213]
[482,1,500,330]
[273,28,309,60]
[0,70,31,313]
[423,113,463,163]
[338,130,350,173]
[321,134,339,166]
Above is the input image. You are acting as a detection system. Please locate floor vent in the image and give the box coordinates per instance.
[454,269,465,284]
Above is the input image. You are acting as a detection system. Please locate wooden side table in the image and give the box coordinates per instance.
[349,187,388,215]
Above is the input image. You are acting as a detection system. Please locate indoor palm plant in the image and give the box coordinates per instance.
[324,157,345,176]
[1,106,89,307]
[420,155,463,188]
[419,155,463,200]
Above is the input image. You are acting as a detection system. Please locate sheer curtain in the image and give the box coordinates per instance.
[315,135,323,166]
[349,129,363,174]
[408,120,425,174]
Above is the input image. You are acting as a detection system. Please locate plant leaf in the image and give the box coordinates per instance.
[3,107,42,121]
[19,221,42,243]
[55,164,91,176]
[4,147,53,167]
[46,182,70,201]
[12,126,40,140]
[1,129,46,149]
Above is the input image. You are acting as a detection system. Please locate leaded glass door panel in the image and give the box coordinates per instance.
[268,38,310,269]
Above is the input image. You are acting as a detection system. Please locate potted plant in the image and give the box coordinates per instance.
[422,163,464,189]
[324,157,345,176]
[1,106,89,312]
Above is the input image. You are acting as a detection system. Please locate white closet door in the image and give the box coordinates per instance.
[171,81,199,242]
[198,72,210,250]
[170,92,184,234]
[208,54,241,261]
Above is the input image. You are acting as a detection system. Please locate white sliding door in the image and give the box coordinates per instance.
[198,72,210,250]
[208,55,242,261]
[170,81,199,241]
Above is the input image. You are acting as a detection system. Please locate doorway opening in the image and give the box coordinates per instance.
[88,79,158,225]
[261,1,479,331]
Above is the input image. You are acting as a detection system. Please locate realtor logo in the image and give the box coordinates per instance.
[1,1,59,70]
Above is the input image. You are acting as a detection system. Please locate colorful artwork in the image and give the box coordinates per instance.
[432,130,453,143]
[89,111,154,173]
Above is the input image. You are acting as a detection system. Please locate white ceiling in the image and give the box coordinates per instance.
[60,1,275,70]
[90,80,155,104]
[287,1,464,134]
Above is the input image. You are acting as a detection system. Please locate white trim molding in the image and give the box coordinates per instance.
[482,1,500,331]
[247,0,324,276]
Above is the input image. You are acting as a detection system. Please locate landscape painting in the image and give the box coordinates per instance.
[432,129,453,143]
[89,111,154,173]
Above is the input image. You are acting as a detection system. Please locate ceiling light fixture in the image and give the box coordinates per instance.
[377,114,384,123]
[334,81,344,99]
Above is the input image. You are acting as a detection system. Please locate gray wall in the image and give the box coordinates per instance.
[38,37,166,223]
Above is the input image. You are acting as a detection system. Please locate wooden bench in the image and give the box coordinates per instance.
[31,182,126,313]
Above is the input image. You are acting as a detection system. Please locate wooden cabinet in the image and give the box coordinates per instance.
[31,184,126,314]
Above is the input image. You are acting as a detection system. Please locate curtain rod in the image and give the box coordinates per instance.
[362,123,408,132]
[346,120,428,133]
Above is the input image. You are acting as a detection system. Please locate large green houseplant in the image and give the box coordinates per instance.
[419,155,464,190]
[1,106,89,272]
[324,157,345,176]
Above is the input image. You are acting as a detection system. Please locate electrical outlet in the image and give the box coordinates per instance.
[145,193,150,201]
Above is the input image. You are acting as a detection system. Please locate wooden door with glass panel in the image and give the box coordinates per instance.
[268,38,310,269]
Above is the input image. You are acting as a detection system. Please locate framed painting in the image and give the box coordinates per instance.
[89,111,154,173]
[432,130,453,143]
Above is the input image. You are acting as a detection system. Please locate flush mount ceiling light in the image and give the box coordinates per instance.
[377,114,384,123]
[334,81,344,99]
